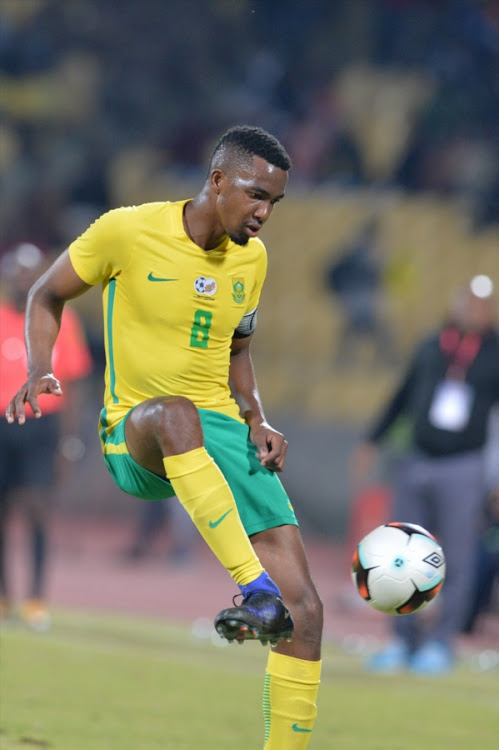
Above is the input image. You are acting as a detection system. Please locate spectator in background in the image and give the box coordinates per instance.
[462,481,499,635]
[0,243,92,630]
[325,219,398,369]
[351,274,499,674]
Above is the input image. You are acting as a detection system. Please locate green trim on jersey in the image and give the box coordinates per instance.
[107,278,118,403]
[100,407,298,536]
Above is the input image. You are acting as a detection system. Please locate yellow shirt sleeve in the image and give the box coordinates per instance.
[68,206,137,285]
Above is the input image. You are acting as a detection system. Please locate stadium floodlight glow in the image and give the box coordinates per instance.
[470,274,494,299]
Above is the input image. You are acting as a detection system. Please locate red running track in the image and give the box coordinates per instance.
[6,515,499,656]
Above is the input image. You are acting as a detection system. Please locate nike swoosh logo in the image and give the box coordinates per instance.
[291,724,312,733]
[147,272,179,282]
[209,509,234,528]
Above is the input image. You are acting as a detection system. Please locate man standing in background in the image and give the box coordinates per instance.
[0,243,93,630]
[352,275,499,674]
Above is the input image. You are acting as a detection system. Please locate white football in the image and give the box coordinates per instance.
[351,522,446,615]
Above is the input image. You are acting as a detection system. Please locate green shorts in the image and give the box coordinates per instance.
[100,407,298,536]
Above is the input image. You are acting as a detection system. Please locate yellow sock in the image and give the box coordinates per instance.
[163,447,264,586]
[263,651,321,749]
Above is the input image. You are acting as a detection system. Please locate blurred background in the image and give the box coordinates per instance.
[1,0,498,641]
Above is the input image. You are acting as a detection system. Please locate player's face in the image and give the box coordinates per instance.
[214,156,288,246]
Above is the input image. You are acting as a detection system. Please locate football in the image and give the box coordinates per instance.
[351,522,446,615]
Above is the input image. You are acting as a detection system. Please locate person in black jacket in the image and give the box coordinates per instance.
[352,275,499,674]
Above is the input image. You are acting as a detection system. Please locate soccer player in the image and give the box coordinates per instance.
[6,126,323,748]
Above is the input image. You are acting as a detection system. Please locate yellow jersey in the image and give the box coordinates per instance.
[68,200,267,433]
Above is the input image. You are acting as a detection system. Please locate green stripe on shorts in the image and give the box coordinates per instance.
[100,407,298,536]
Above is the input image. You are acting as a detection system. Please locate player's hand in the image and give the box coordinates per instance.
[250,422,288,472]
[5,373,63,425]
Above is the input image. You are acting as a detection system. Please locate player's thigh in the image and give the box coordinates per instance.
[125,397,203,473]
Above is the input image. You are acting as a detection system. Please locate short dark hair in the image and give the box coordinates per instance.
[210,125,292,173]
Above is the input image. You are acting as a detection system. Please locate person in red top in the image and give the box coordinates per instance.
[0,243,92,629]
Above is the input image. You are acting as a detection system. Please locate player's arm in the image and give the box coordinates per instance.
[229,334,288,472]
[5,249,91,425]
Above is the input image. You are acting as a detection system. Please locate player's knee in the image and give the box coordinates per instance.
[142,395,199,428]
[146,396,202,449]
[291,585,323,638]
[161,395,198,420]
[307,588,324,633]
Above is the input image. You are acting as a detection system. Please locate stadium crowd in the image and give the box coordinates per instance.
[0,0,497,254]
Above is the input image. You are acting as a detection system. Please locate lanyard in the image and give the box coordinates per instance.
[439,326,481,379]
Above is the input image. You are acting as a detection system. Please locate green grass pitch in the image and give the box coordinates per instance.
[1,611,498,749]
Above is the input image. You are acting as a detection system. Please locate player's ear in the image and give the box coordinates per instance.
[210,168,226,194]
